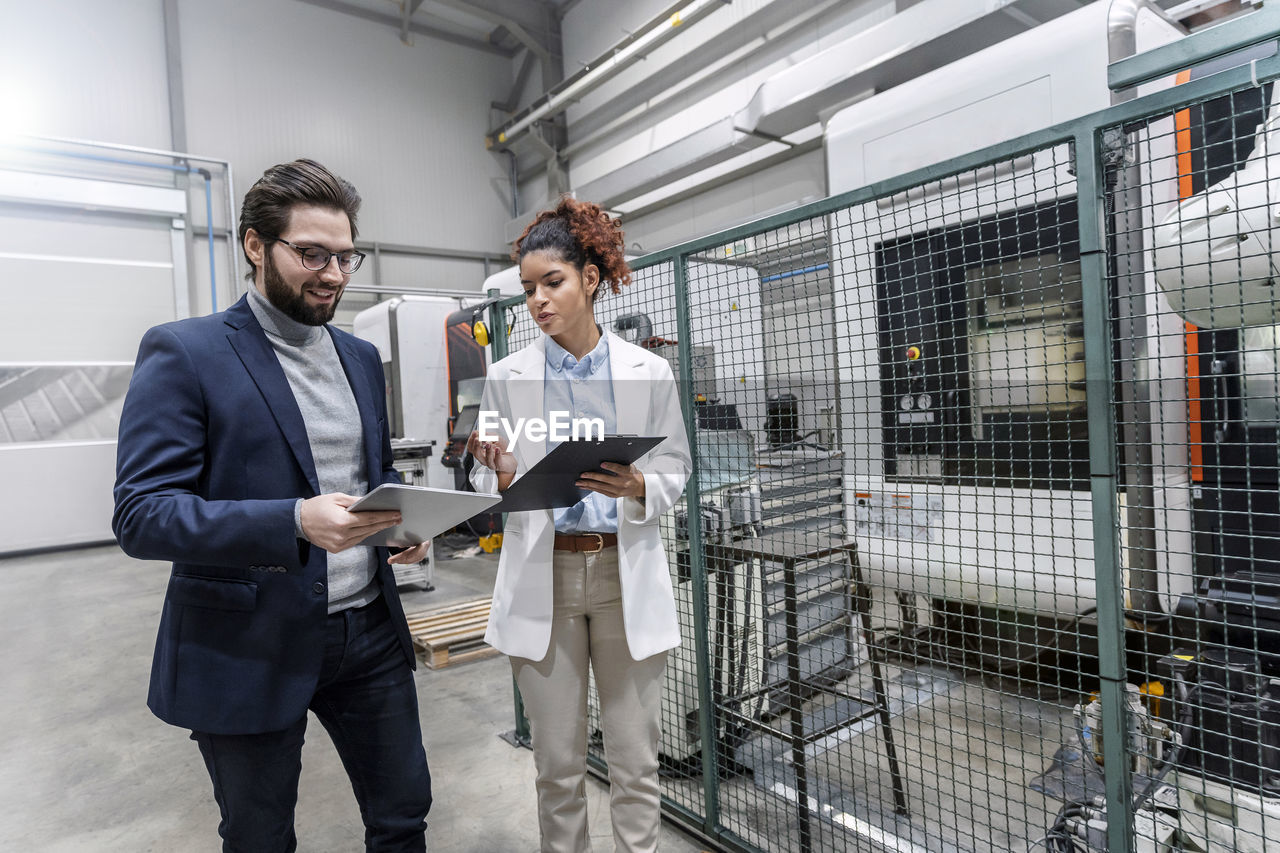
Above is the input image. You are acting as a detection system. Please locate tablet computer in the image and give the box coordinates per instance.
[495,435,665,513]
[348,484,502,547]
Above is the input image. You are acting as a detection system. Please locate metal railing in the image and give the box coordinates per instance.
[486,8,1280,851]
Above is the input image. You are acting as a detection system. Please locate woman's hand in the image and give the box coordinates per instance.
[466,431,517,473]
[577,462,646,500]
[466,430,517,491]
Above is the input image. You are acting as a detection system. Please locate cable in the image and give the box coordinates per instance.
[1036,670,1192,852]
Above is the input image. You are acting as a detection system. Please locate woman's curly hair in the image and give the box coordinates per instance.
[513,196,631,299]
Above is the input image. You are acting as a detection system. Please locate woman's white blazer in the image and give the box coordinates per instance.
[470,331,693,662]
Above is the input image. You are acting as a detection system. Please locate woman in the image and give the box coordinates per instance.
[467,196,691,853]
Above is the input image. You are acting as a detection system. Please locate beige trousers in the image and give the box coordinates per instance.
[510,546,668,853]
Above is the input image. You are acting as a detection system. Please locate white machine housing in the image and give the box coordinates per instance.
[354,295,481,491]
[1153,87,1280,329]
[825,1,1191,617]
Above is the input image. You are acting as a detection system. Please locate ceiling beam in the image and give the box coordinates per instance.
[432,0,552,63]
[492,49,538,113]
[400,0,425,45]
[448,0,560,34]
[294,0,517,56]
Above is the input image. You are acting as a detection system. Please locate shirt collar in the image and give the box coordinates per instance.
[545,327,609,375]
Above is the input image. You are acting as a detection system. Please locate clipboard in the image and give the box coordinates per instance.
[348,484,502,547]
[494,435,665,513]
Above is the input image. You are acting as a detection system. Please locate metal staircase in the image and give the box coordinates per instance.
[0,365,133,443]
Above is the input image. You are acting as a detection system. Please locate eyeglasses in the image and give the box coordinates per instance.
[270,237,366,274]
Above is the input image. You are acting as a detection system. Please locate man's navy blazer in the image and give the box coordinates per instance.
[113,295,415,735]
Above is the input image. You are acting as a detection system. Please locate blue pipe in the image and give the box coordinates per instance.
[198,169,217,312]
[15,145,220,312]
[759,262,830,284]
[20,148,190,173]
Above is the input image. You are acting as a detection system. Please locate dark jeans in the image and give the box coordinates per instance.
[191,594,432,852]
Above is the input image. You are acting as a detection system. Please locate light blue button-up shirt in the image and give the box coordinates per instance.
[545,331,617,533]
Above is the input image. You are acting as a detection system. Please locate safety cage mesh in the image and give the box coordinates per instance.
[486,53,1280,853]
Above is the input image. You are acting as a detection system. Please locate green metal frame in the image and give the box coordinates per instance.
[478,16,1280,850]
[1109,3,1280,91]
[1076,129,1135,853]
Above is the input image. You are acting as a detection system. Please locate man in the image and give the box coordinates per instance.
[113,158,432,852]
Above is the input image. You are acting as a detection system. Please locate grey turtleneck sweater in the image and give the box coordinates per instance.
[247,286,379,613]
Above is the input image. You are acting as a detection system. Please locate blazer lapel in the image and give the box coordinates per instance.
[331,329,382,487]
[225,297,321,495]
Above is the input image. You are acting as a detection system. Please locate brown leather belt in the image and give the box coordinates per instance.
[552,532,617,553]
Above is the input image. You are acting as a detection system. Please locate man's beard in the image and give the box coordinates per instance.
[262,250,341,326]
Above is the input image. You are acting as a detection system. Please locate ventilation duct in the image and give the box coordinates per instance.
[575,0,1087,210]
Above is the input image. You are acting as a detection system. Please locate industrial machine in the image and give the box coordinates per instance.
[354,297,459,586]
[386,438,436,590]
[826,0,1188,623]
[1154,81,1280,329]
[354,291,516,545]
[354,295,460,488]
[823,1,1280,849]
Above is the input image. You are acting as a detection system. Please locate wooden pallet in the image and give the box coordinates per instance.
[404,596,498,670]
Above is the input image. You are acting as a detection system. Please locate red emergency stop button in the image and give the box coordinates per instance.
[905,345,922,361]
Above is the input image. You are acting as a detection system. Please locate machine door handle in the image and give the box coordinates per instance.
[1209,358,1233,442]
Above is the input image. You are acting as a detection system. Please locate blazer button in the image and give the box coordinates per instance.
[312,582,326,595]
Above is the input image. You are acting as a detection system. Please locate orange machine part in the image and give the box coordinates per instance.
[1174,68,1204,483]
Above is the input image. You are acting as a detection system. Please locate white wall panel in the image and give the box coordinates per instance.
[0,201,177,553]
[0,209,173,258]
[0,443,118,552]
[179,0,512,262]
[1,0,171,148]
[1,260,176,362]
[0,211,178,362]
[345,254,495,298]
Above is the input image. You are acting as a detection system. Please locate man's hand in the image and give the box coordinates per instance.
[300,493,400,553]
[576,462,646,500]
[389,542,431,565]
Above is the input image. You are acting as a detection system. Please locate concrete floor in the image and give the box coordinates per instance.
[0,541,710,852]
